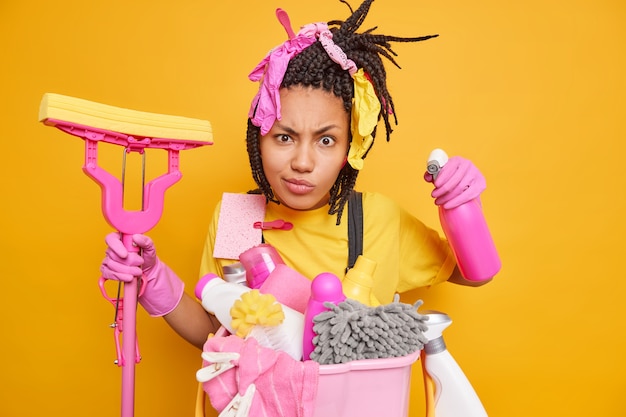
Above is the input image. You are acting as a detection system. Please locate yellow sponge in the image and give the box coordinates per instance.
[39,93,213,142]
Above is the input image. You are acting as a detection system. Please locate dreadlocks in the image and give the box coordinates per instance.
[247,0,437,223]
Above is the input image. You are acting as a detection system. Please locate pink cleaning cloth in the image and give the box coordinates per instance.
[260,264,312,314]
[203,335,319,417]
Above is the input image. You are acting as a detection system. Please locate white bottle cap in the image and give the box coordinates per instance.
[427,148,449,179]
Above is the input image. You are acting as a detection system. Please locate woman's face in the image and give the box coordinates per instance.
[259,86,350,211]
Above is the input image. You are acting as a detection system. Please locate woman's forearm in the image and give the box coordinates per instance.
[164,292,220,349]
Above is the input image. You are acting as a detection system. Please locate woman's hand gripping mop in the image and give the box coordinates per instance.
[39,93,213,417]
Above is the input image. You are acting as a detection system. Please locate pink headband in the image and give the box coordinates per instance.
[318,29,357,76]
[248,10,357,135]
[247,19,317,135]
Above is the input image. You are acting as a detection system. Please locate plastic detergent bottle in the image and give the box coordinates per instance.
[239,244,285,289]
[302,272,346,360]
[341,255,380,306]
[222,262,247,285]
[194,273,305,360]
[422,311,488,417]
[427,149,501,282]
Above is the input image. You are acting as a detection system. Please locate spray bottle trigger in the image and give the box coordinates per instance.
[427,148,449,181]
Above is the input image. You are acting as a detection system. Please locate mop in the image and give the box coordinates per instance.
[39,93,213,417]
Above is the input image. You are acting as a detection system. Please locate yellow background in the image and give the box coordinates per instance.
[1,0,625,416]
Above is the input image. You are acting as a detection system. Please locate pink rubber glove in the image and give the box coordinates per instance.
[100,233,185,317]
[424,156,486,209]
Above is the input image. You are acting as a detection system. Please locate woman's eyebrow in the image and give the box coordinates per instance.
[274,123,297,135]
[314,124,341,135]
[274,122,341,136]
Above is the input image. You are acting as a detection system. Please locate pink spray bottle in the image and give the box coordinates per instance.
[427,149,501,282]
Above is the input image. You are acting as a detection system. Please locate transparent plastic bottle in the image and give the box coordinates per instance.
[222,262,247,285]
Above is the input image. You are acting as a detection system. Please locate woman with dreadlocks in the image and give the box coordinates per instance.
[101,0,493,350]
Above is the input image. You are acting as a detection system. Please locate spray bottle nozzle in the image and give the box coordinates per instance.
[427,148,449,181]
[422,310,452,342]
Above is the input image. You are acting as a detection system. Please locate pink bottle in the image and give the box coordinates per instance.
[427,149,501,282]
[302,272,346,361]
[239,244,285,289]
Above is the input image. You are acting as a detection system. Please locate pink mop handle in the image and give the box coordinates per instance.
[120,233,139,417]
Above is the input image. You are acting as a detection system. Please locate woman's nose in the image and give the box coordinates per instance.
[291,145,315,172]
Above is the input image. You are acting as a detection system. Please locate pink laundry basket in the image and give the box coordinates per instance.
[313,350,420,417]
[197,328,420,417]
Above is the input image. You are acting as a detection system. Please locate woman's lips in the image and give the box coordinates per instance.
[283,178,314,195]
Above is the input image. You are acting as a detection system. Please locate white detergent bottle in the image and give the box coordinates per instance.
[194,273,305,360]
[423,311,488,417]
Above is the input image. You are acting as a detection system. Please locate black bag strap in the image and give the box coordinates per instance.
[347,191,363,271]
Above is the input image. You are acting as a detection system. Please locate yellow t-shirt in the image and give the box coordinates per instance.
[199,191,455,304]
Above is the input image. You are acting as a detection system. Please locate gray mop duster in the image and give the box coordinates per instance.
[309,295,429,365]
